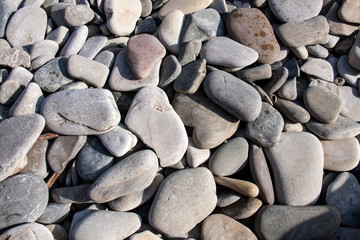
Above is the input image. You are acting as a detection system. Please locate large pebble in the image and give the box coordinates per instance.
[64,5,94,27]
[0,173,48,230]
[89,150,158,203]
[158,0,213,19]
[158,10,184,55]
[227,8,280,64]
[340,86,360,121]
[301,58,334,82]
[0,114,44,181]
[0,48,31,68]
[264,132,324,205]
[125,86,188,167]
[41,89,120,135]
[149,167,216,238]
[0,223,54,240]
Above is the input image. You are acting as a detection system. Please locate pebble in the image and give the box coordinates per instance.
[46,26,70,47]
[104,0,141,36]
[59,25,88,57]
[321,137,360,171]
[51,184,93,204]
[200,37,258,68]
[214,176,259,198]
[173,59,206,94]
[274,98,311,123]
[0,114,45,182]
[41,89,120,135]
[263,67,289,94]
[36,202,71,224]
[158,0,213,19]
[264,132,324,205]
[178,40,202,66]
[50,2,73,27]
[47,135,87,173]
[306,44,329,58]
[0,80,21,105]
[235,64,272,82]
[277,77,297,100]
[276,16,329,48]
[78,35,107,60]
[125,86,188,167]
[149,167,217,238]
[20,140,48,178]
[135,16,157,35]
[209,137,248,176]
[46,224,68,240]
[326,172,360,228]
[0,222,54,239]
[201,214,257,240]
[337,55,360,87]
[339,86,360,121]
[301,58,334,82]
[326,2,358,36]
[94,50,115,68]
[172,90,239,149]
[204,70,262,121]
[254,205,341,240]
[0,173,48,230]
[0,48,31,68]
[0,0,22,38]
[30,40,59,60]
[89,150,158,203]
[228,8,280,64]
[72,210,141,240]
[186,137,210,168]
[216,188,241,208]
[269,0,322,23]
[64,4,94,27]
[218,197,263,220]
[348,31,360,70]
[159,55,182,88]
[339,0,360,24]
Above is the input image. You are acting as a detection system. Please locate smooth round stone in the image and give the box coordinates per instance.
[0,47,31,68]
[235,64,272,82]
[50,2,72,27]
[173,59,206,94]
[263,67,289,94]
[306,44,329,58]
[72,211,141,240]
[94,50,115,68]
[186,137,210,168]
[51,184,93,204]
[30,40,59,60]
[89,150,158,203]
[158,0,213,19]
[104,0,141,36]
[0,80,21,106]
[322,137,360,171]
[41,89,120,135]
[159,55,181,88]
[277,77,297,100]
[46,224,68,240]
[214,176,259,198]
[202,214,257,240]
[46,26,70,47]
[158,10,184,55]
[59,25,88,58]
[0,114,45,182]
[339,0,360,24]
[149,168,217,238]
[5,6,47,48]
[209,137,248,176]
[0,223,54,239]
[0,0,22,38]
[36,203,71,224]
[269,0,322,23]
[200,37,258,68]
[254,205,341,240]
[135,16,157,35]
[109,50,160,91]
[228,8,280,64]
[264,132,324,206]
[77,136,114,182]
[204,70,262,121]
[301,59,334,82]
[172,91,239,149]
[125,87,188,167]
[337,55,360,87]
[127,34,166,79]
[246,102,284,147]
[274,98,311,123]
[0,174,48,230]
[64,5,94,27]
[340,86,360,122]
[216,189,242,208]
[140,0,152,17]
[20,140,48,178]
[79,35,108,60]
[326,172,360,228]
[276,16,329,48]
[47,135,87,173]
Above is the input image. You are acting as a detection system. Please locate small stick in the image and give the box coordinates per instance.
[36,133,59,143]
[46,172,62,189]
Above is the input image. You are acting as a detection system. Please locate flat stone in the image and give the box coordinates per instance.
[20,140,48,178]
[301,58,334,82]
[158,0,213,19]
[59,25,88,57]
[50,3,73,27]
[47,135,87,173]
[321,137,360,171]
[0,223,53,239]
[77,136,114,182]
[64,4,94,27]
[274,98,311,123]
[0,173,48,230]
[228,8,280,64]
[67,54,109,88]
[46,26,70,47]
[186,137,210,168]
[36,203,71,224]
[269,0,322,23]
[306,44,329,58]
[339,0,360,24]
[254,205,341,240]
[277,77,297,100]
[89,150,158,203]
[200,37,258,68]
[158,10,184,54]
[326,172,360,227]
[127,34,166,79]
[178,39,201,67]
[78,35,107,60]
[348,31,360,70]
[159,55,181,88]
[0,48,30,68]
[276,16,329,48]
[51,184,93,204]
[104,0,141,36]
[264,132,324,206]
[6,6,47,48]
[306,115,360,139]
[214,176,259,198]
[172,90,239,149]
[125,86,187,167]
[30,40,59,60]
[246,102,284,147]
[216,189,241,208]
[149,167,217,238]
[0,114,44,182]
[72,211,141,240]
[46,224,68,240]
[204,70,262,121]
[337,55,360,87]
[109,50,160,91]
[174,59,206,94]
[326,2,358,36]
[202,214,257,240]
[235,64,272,82]
[263,67,289,94]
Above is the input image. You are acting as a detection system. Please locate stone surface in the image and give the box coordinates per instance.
[214,176,259,198]
[46,224,68,240]
[216,189,241,208]
[46,26,70,47]
[337,55,360,87]
[30,39,59,60]
[264,132,324,206]
[339,0,360,24]
[0,0,22,38]
[79,35,108,60]
[228,8,280,64]
[235,64,272,82]
[20,140,48,178]
[0,223,54,240]
[89,150,158,203]
[262,67,289,94]
[159,55,181,88]
[274,98,311,123]
[306,44,329,58]
[340,86,360,121]
[130,230,162,240]
[41,89,120,135]
[0,114,45,182]
[36,203,71,224]
[59,25,88,58]
[186,137,210,168]
[0,173,48,230]
[158,10,184,55]
[50,2,72,27]
[0,48,31,68]
[125,86,188,167]
[173,59,206,94]
[149,167,217,238]
[202,214,257,240]
[64,4,94,27]
[326,227,360,240]
[326,2,358,36]
[301,58,334,82]
[277,77,297,100]
[158,0,213,19]
[326,172,360,228]
[51,184,93,204]
[348,31,360,70]
[254,205,341,240]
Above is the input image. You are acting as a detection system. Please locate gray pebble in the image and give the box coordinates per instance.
[30,40,59,60]
[174,59,206,94]
[51,184,93,204]
[20,140,49,179]
[64,4,94,27]
[274,98,311,123]
[235,64,272,82]
[277,77,297,100]
[0,48,31,68]
[340,86,360,122]
[78,35,107,59]
[0,222,54,239]
[36,203,71,224]
[46,26,70,47]
[337,55,360,87]
[135,16,157,35]
[50,2,73,27]
[94,50,115,69]
[46,224,68,240]
[59,25,88,57]
[0,0,22,38]
[263,67,289,94]
[159,55,181,88]
[306,44,329,58]
[178,39,202,66]
[216,188,242,208]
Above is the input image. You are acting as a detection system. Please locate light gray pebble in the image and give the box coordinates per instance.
[0,48,31,68]
[20,140,49,178]
[30,40,59,60]
[46,26,70,47]
[78,35,107,59]
[235,64,272,82]
[277,77,297,100]
[0,223,54,240]
[64,4,94,27]
[94,50,115,69]
[59,25,88,57]
[337,55,360,87]
[46,224,68,240]
[306,44,329,58]
[50,2,73,27]
[36,203,71,224]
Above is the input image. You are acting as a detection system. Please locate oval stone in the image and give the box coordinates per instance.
[0,223,54,239]
[158,0,213,19]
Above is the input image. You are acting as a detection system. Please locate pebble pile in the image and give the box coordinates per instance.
[0,0,360,239]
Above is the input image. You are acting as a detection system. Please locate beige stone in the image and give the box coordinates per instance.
[158,0,213,19]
